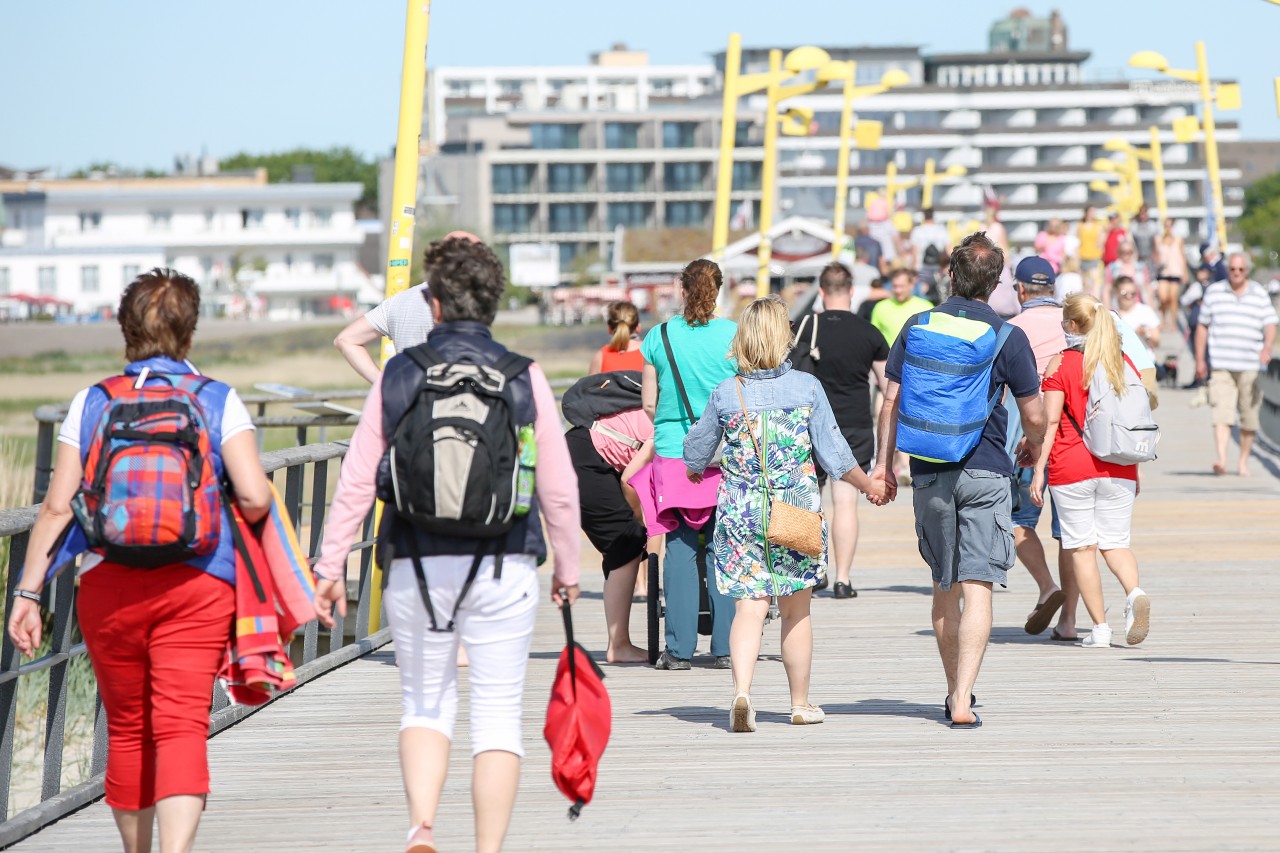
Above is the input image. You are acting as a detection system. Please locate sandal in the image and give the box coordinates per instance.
[406,822,437,853]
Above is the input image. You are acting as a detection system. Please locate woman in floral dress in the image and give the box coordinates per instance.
[684,297,885,733]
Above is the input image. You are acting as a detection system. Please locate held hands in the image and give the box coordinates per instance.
[686,467,703,484]
[861,477,888,505]
[866,465,898,506]
[313,578,347,629]
[7,597,43,657]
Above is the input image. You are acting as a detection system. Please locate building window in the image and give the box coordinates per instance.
[607,202,651,229]
[201,257,214,281]
[0,267,9,295]
[80,265,99,293]
[530,123,581,150]
[492,164,535,194]
[605,122,640,149]
[548,203,592,233]
[283,253,293,272]
[312,208,332,228]
[285,208,301,228]
[663,122,698,149]
[38,266,57,295]
[204,209,216,230]
[241,208,264,229]
[735,121,755,146]
[314,253,335,272]
[547,164,591,194]
[732,162,761,190]
[493,204,537,234]
[558,242,582,267]
[78,211,102,232]
[122,264,140,287]
[605,163,647,193]
[663,162,706,191]
[149,210,172,231]
[665,201,709,228]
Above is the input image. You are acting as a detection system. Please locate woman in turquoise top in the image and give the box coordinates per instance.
[639,259,738,670]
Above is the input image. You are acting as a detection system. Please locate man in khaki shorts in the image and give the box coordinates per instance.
[1194,253,1277,476]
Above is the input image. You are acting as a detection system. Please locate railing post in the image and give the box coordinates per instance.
[0,532,31,821]
[40,574,76,801]
[32,421,55,503]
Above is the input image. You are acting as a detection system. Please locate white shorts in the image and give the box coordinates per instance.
[1048,478,1137,550]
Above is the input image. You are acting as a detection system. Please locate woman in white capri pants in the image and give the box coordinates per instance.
[314,237,581,853]
[1031,292,1151,649]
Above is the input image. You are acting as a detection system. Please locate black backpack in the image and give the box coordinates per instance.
[388,344,533,540]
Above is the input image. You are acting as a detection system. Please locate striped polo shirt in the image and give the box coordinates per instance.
[1198,280,1278,372]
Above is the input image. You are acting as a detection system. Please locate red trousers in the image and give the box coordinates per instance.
[79,562,233,810]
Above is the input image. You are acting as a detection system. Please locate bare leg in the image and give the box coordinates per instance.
[1070,545,1107,626]
[1239,429,1255,476]
[1055,546,1079,638]
[948,581,992,725]
[1213,424,1231,474]
[472,750,520,853]
[155,795,204,853]
[111,807,155,853]
[828,480,859,585]
[1014,526,1059,604]
[931,583,963,697]
[603,557,646,662]
[1098,548,1139,595]
[401,728,450,829]
[777,590,814,707]
[729,598,770,696]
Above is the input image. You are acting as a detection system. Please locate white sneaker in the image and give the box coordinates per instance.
[730,693,756,733]
[1081,624,1113,648]
[1125,589,1151,645]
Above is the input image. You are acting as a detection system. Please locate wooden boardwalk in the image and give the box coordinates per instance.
[14,386,1280,852]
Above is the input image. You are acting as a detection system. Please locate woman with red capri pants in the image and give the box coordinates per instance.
[7,269,272,853]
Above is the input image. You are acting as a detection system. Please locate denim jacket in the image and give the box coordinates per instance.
[682,361,857,480]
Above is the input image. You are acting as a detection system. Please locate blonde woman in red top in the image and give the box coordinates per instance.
[1030,293,1150,649]
[589,301,644,373]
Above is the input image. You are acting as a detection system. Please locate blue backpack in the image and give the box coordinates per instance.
[896,311,1015,464]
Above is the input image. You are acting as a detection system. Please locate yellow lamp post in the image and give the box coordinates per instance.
[754,46,840,296]
[1089,177,1133,223]
[1091,157,1140,219]
[1129,43,1241,248]
[922,160,969,210]
[1101,131,1167,221]
[870,159,966,209]
[820,64,911,259]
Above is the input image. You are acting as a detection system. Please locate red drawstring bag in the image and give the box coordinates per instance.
[544,600,611,820]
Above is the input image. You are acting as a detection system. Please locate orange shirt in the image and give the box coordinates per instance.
[599,346,644,373]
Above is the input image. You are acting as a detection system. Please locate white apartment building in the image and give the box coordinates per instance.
[0,171,370,319]
[424,44,717,149]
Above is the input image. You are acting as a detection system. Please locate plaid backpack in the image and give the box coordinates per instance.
[72,373,223,568]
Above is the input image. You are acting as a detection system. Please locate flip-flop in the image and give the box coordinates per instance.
[1050,629,1078,641]
[1024,590,1066,635]
[950,713,982,730]
[943,693,977,721]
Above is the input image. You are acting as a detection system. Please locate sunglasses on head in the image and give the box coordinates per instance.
[1118,290,1137,298]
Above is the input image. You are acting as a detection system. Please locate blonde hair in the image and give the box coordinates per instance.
[1063,292,1126,395]
[606,301,640,352]
[731,296,791,373]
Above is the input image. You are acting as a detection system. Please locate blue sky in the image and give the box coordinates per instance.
[4,0,1278,172]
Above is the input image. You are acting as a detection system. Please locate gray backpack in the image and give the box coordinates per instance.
[1065,362,1159,464]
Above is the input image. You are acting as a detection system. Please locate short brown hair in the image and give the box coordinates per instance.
[818,262,852,295]
[680,259,721,326]
[424,236,506,325]
[949,232,1005,300]
[118,268,201,362]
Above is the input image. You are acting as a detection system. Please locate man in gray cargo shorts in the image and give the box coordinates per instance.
[873,232,1046,729]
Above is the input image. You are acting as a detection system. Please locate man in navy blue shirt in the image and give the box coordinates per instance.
[872,232,1046,729]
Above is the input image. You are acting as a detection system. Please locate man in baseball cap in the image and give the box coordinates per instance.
[1006,255,1070,639]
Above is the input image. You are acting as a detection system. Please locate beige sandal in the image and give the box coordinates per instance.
[730,693,756,733]
[791,704,826,725]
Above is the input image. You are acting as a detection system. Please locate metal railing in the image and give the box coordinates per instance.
[0,440,384,847]
[30,389,370,503]
[1261,359,1280,452]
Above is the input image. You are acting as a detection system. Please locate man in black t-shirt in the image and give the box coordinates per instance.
[791,262,889,599]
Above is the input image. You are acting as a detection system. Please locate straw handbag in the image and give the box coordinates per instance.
[735,378,824,558]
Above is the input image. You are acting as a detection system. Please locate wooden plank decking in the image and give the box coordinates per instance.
[13,387,1280,852]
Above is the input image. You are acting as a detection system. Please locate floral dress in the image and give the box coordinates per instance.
[682,363,858,600]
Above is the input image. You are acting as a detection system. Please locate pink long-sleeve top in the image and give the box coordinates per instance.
[313,362,581,586]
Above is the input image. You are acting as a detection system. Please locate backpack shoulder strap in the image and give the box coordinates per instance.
[659,322,696,425]
[983,321,1022,419]
[493,351,533,382]
[403,343,445,374]
[94,375,136,399]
